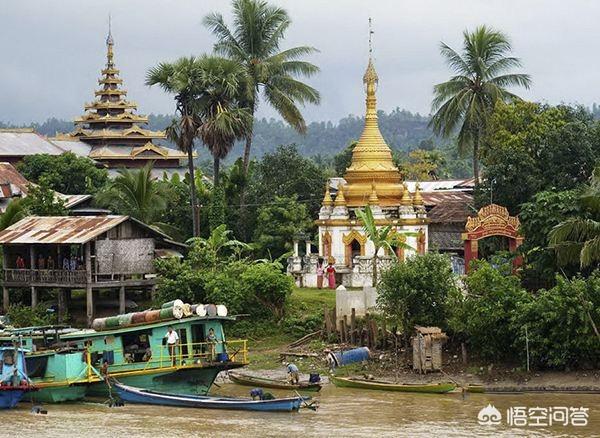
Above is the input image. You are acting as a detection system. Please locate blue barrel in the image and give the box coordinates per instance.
[328,347,370,368]
[216,352,229,362]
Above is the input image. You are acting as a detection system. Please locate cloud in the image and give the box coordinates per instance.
[1,0,598,124]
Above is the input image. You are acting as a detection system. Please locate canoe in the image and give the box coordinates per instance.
[229,373,322,392]
[114,382,306,412]
[330,376,455,394]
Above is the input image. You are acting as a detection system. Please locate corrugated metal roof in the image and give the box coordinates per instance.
[0,215,129,244]
[49,139,92,157]
[0,131,64,156]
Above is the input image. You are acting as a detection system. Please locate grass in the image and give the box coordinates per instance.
[288,287,336,311]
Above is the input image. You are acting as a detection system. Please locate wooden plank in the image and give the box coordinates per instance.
[343,315,349,344]
[350,308,356,345]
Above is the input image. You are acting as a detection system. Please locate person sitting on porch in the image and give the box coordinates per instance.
[69,256,77,271]
[15,256,25,269]
[47,256,55,270]
[62,256,70,270]
[37,254,45,270]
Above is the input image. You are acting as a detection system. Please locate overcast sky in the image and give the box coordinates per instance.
[2,0,599,124]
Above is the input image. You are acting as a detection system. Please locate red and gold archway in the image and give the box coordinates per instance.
[461,204,523,273]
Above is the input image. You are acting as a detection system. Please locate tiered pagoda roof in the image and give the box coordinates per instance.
[63,26,186,163]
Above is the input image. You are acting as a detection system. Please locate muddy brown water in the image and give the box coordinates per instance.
[3,384,599,437]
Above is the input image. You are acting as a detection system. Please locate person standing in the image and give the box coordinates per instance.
[326,259,336,289]
[316,257,324,289]
[164,326,179,366]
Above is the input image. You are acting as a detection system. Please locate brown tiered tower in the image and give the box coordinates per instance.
[60,25,186,171]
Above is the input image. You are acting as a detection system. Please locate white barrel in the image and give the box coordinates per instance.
[162,299,184,309]
[216,305,228,317]
[182,303,193,317]
[172,306,184,319]
[195,304,207,316]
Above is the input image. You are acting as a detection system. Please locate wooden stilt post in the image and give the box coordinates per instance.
[382,318,387,350]
[85,242,93,327]
[371,319,378,349]
[350,308,356,345]
[2,287,8,313]
[57,289,66,322]
[119,286,126,314]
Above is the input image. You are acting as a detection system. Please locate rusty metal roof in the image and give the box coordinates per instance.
[0,215,129,244]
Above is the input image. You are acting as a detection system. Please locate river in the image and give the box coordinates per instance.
[2,384,598,437]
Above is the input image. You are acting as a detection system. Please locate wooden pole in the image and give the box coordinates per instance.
[382,318,387,349]
[371,319,378,349]
[525,325,530,373]
[57,289,66,322]
[30,245,37,308]
[2,246,8,312]
[85,243,93,327]
[343,315,349,343]
[350,308,356,345]
[461,342,468,365]
[119,285,126,315]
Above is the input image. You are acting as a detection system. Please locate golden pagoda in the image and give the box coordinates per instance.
[342,57,405,207]
[56,23,187,172]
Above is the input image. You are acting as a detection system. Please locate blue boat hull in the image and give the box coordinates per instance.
[114,383,304,412]
[0,390,25,409]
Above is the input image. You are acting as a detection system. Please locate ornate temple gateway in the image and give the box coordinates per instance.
[289,55,428,288]
[53,26,187,176]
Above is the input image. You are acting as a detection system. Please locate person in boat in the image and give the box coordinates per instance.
[286,362,300,385]
[316,257,324,289]
[164,326,179,366]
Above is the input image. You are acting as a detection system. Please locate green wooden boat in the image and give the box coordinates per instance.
[229,373,322,392]
[330,375,455,394]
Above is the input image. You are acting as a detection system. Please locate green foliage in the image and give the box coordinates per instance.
[95,163,167,226]
[519,190,581,289]
[377,253,457,335]
[23,179,67,216]
[188,224,249,269]
[549,166,600,269]
[240,262,293,319]
[333,141,356,175]
[512,274,600,369]
[253,195,311,260]
[0,198,27,230]
[18,152,108,195]
[157,174,194,241]
[431,25,531,182]
[447,260,532,360]
[6,304,57,328]
[480,102,599,214]
[208,185,226,231]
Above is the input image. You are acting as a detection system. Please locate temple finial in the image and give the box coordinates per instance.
[368,17,374,57]
[106,14,114,67]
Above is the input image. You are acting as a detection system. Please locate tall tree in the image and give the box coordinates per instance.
[203,0,320,173]
[146,57,203,236]
[430,25,531,184]
[549,167,600,269]
[356,205,413,286]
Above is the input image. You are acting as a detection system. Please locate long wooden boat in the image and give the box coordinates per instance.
[0,347,37,409]
[229,372,322,392]
[114,382,306,412]
[330,376,455,394]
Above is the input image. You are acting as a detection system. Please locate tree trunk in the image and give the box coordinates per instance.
[187,145,200,237]
[213,155,220,187]
[242,118,254,174]
[472,140,480,186]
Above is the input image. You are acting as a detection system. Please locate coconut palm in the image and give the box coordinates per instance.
[0,198,26,231]
[194,57,253,185]
[146,57,203,237]
[430,25,531,184]
[203,0,320,173]
[95,162,167,227]
[549,167,600,268]
[356,205,414,286]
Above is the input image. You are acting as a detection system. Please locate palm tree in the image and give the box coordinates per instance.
[549,167,600,268]
[188,223,250,270]
[430,25,531,184]
[203,0,320,173]
[146,57,203,237]
[95,162,167,227]
[0,199,26,231]
[194,57,253,185]
[356,205,414,286]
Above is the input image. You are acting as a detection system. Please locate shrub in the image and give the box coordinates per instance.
[241,262,293,319]
[377,253,457,337]
[511,273,600,369]
[6,304,57,328]
[447,260,532,361]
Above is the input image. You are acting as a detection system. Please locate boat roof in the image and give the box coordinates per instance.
[61,315,236,340]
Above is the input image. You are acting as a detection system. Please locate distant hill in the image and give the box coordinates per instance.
[1,108,436,160]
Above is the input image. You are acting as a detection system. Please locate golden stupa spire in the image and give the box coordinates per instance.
[322,183,333,206]
[334,185,347,206]
[368,181,379,205]
[342,18,403,207]
[401,183,413,206]
[413,183,424,206]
